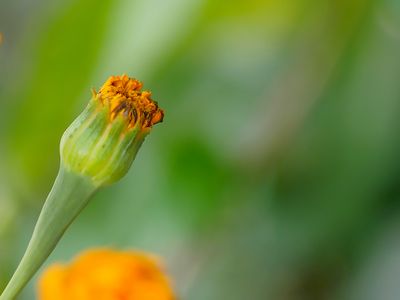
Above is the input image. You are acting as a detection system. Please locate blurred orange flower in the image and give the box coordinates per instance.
[37,249,175,300]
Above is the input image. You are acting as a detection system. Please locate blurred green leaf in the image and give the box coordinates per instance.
[7,0,114,186]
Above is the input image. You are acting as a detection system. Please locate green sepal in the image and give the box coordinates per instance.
[60,97,148,187]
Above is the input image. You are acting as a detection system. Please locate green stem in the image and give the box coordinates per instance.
[0,166,98,300]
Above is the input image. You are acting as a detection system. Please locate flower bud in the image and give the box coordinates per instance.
[60,75,164,186]
[0,75,164,300]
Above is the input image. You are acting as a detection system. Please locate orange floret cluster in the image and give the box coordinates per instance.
[97,75,164,129]
[38,249,175,300]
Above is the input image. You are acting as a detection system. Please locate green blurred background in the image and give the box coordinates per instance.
[1,0,400,299]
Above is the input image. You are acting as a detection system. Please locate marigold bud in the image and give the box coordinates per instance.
[61,75,164,186]
[0,75,165,300]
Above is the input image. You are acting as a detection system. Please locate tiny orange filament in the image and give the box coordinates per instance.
[97,75,164,129]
